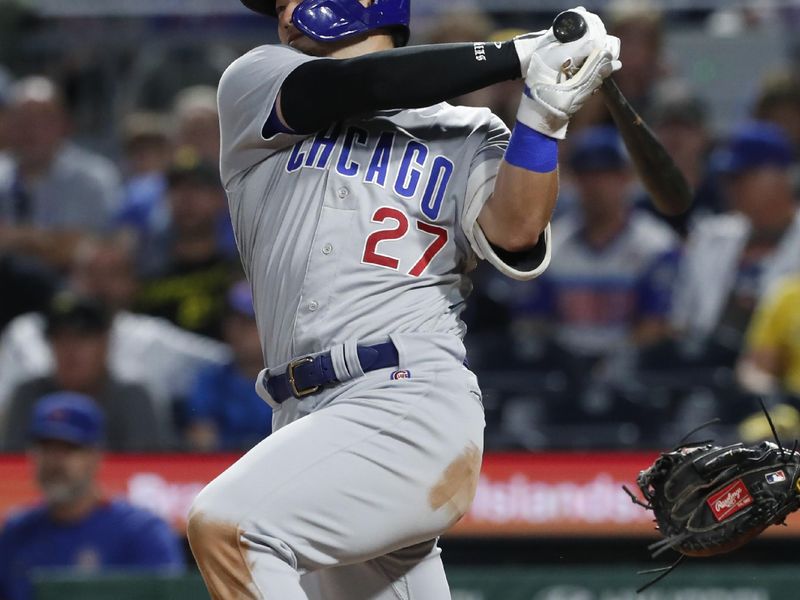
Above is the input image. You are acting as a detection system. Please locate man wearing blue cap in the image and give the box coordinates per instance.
[504,126,679,361]
[672,121,800,351]
[184,280,272,451]
[0,393,184,600]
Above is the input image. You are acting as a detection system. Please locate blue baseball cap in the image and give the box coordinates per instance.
[712,121,795,176]
[29,392,105,447]
[227,280,255,318]
[568,126,629,174]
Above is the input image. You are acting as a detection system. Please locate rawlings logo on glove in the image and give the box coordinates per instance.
[707,480,752,521]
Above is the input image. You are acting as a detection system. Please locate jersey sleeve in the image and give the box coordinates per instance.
[460,114,551,281]
[217,45,317,186]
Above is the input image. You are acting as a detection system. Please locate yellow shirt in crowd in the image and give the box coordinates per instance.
[746,276,800,395]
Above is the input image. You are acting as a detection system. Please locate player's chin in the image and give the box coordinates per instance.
[289,34,360,57]
[288,36,327,57]
[40,481,78,504]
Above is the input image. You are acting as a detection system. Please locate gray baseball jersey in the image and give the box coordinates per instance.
[189,44,551,600]
[218,45,550,371]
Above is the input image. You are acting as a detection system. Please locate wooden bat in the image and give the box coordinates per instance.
[552,11,693,217]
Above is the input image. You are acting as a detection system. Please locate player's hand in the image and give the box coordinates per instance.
[516,37,621,139]
[512,6,608,82]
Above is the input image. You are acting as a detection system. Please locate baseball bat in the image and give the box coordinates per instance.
[552,11,693,217]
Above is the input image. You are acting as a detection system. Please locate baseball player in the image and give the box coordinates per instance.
[187,2,620,599]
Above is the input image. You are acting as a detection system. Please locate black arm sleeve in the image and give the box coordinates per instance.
[279,42,521,134]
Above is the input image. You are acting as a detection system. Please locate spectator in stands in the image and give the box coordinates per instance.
[739,403,800,444]
[171,88,236,258]
[736,275,800,397]
[134,157,239,339]
[114,111,172,240]
[671,122,800,354]
[636,84,724,236]
[125,149,237,271]
[115,86,230,256]
[0,393,184,600]
[0,65,11,153]
[571,0,667,131]
[0,76,121,268]
[173,85,220,166]
[507,126,679,362]
[607,0,667,114]
[0,72,63,330]
[2,293,163,452]
[184,281,271,452]
[0,253,60,331]
[753,72,800,154]
[122,112,173,178]
[70,231,140,313]
[0,232,231,441]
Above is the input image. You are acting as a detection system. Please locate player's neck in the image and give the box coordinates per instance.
[327,34,394,59]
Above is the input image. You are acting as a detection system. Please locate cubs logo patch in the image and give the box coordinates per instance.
[707,479,753,522]
[766,470,786,484]
[390,370,411,380]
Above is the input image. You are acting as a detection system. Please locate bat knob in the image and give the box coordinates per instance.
[553,11,587,43]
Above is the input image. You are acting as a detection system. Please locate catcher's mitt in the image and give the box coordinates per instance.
[633,440,800,559]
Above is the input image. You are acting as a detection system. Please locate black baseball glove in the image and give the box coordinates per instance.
[632,440,800,559]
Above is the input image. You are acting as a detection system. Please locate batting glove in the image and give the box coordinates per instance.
[512,7,609,81]
[516,36,621,139]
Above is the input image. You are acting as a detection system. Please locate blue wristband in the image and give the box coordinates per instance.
[504,123,558,173]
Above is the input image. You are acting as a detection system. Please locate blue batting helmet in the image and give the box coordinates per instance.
[241,0,410,47]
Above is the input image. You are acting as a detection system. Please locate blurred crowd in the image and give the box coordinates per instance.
[0,1,800,458]
[0,74,270,454]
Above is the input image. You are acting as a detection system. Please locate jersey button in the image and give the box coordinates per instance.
[337,187,349,199]
[308,300,319,312]
[322,243,333,255]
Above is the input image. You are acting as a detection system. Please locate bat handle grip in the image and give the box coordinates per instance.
[552,11,587,43]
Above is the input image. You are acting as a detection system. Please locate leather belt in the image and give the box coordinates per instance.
[264,341,399,403]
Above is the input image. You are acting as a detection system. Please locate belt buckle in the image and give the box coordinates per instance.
[288,356,321,398]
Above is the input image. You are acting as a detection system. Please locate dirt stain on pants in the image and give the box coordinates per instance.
[428,442,482,525]
[188,511,259,600]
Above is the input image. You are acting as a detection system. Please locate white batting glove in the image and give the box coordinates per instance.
[512,7,609,82]
[516,37,622,139]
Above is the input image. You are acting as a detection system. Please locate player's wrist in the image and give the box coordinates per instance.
[504,123,558,172]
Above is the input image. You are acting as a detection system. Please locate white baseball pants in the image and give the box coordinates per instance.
[188,335,485,600]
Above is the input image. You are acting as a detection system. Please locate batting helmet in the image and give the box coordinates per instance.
[241,0,410,47]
